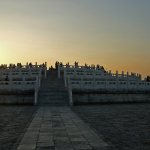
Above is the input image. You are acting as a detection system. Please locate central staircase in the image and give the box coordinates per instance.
[38,70,69,106]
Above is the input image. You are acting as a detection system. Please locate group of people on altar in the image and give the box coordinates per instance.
[55,61,105,70]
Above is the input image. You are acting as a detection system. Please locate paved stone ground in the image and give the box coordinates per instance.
[17,106,109,150]
[1,104,150,150]
[72,103,150,150]
[0,106,37,150]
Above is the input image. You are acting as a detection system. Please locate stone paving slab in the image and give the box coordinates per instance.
[73,104,150,150]
[17,106,109,150]
[0,106,37,150]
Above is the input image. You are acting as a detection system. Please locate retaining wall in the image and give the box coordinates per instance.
[73,92,150,105]
[0,91,34,104]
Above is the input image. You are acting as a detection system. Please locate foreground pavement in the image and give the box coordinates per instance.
[0,106,37,150]
[73,104,150,150]
[17,106,109,150]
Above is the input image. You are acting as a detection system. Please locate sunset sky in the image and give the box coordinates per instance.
[0,0,150,77]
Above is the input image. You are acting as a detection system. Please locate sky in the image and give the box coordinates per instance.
[0,0,150,77]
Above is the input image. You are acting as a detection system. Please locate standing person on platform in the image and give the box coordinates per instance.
[75,61,78,68]
[66,62,69,68]
[55,61,59,70]
[146,76,150,82]
[29,62,32,68]
[60,62,63,67]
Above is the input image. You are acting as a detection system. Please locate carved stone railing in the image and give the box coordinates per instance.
[58,64,106,78]
[67,78,150,105]
[0,76,40,105]
[0,62,47,78]
[0,65,45,105]
[58,64,141,81]
[68,79,150,90]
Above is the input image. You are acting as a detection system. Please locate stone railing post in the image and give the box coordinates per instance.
[127,72,129,77]
[44,62,47,79]
[64,69,67,87]
[68,86,73,106]
[34,76,39,105]
[38,75,41,87]
[35,62,37,67]
[44,68,47,79]
[39,69,42,87]
[9,76,13,90]
[122,71,124,77]
[68,79,73,106]
[116,71,119,90]
[34,89,38,105]
[22,76,25,82]
[109,70,111,75]
[9,72,13,83]
[116,71,118,77]
[58,65,60,79]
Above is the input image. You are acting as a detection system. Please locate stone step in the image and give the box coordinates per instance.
[38,95,69,99]
[38,100,68,102]
[40,86,65,89]
[38,99,68,102]
[39,91,68,94]
[39,89,68,92]
[41,85,65,88]
[39,90,66,93]
[38,104,69,106]
[42,83,64,85]
[38,101,69,106]
[39,92,68,95]
[38,101,69,104]
[38,70,69,106]
[38,102,68,105]
[38,100,69,103]
[41,84,65,87]
[38,98,68,100]
[41,84,64,87]
[37,104,69,106]
[38,101,68,103]
[38,100,68,103]
[42,79,63,81]
[39,97,68,101]
[38,101,68,104]
[41,83,64,86]
[41,81,64,84]
[38,99,69,101]
[38,94,68,99]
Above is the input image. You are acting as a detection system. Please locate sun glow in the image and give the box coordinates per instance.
[0,43,11,63]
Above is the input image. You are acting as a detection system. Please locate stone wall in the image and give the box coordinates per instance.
[0,93,34,104]
[73,93,150,105]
